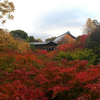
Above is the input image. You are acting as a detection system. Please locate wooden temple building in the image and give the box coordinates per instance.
[30,41,57,51]
[30,31,76,51]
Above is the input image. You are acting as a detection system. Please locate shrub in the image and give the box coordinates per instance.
[54,49,97,65]
[30,44,35,51]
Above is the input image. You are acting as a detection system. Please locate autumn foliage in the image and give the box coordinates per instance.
[1,30,100,100]
[0,29,30,53]
[57,34,88,51]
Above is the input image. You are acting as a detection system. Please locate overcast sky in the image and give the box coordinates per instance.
[1,0,100,41]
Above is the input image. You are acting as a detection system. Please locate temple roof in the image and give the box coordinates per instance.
[30,41,57,46]
[29,31,76,45]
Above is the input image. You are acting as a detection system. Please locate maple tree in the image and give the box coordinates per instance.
[0,0,15,24]
[57,34,87,52]
[0,29,31,53]
[1,29,100,100]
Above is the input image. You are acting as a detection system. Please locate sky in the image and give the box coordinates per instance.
[1,0,100,41]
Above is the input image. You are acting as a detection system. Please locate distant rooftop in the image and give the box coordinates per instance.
[29,41,57,45]
[30,31,76,45]
[30,41,50,45]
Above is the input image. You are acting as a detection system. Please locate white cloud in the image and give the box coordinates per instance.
[2,0,100,41]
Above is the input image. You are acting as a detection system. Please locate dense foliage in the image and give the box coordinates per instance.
[30,44,35,51]
[29,36,35,42]
[0,29,30,53]
[85,26,100,57]
[10,30,29,42]
[54,49,97,66]
[1,30,100,100]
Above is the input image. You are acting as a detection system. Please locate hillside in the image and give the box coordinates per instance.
[0,29,100,100]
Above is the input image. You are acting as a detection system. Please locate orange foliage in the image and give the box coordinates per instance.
[0,30,30,53]
[64,34,75,43]
[57,34,88,51]
[57,34,75,45]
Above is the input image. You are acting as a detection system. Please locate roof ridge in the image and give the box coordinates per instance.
[53,31,70,42]
[56,31,70,39]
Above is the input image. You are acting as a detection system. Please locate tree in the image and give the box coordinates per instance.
[0,29,31,53]
[93,19,99,25]
[10,30,29,42]
[35,38,42,42]
[0,0,15,24]
[30,44,35,51]
[85,25,100,62]
[45,37,56,42]
[29,36,35,42]
[82,18,96,35]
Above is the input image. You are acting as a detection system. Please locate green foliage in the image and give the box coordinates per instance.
[45,37,56,42]
[57,52,73,61]
[54,49,97,66]
[30,44,35,51]
[10,30,29,42]
[75,49,98,65]
[85,26,100,58]
[29,36,35,42]
[35,38,42,42]
[0,53,15,72]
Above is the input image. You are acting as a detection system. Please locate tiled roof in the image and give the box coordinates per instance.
[30,41,49,45]
[30,31,76,45]
[29,41,57,45]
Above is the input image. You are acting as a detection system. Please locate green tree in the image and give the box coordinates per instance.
[0,0,15,24]
[85,26,100,62]
[35,38,42,42]
[93,19,99,25]
[54,49,97,66]
[10,30,29,42]
[30,44,35,51]
[45,37,56,42]
[29,36,35,42]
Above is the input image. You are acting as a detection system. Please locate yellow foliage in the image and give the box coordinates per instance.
[17,40,31,53]
[0,29,31,53]
[0,0,15,23]
[82,18,96,35]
